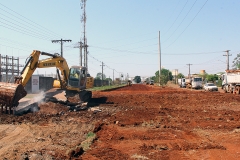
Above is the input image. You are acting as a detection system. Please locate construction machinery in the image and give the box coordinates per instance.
[178,78,186,88]
[0,50,94,114]
[222,69,240,94]
[185,76,203,89]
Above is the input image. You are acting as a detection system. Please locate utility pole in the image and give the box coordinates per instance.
[158,31,161,86]
[120,72,123,84]
[100,62,105,86]
[223,50,231,70]
[186,64,192,78]
[74,41,83,66]
[113,69,114,85]
[52,39,72,57]
[175,69,177,84]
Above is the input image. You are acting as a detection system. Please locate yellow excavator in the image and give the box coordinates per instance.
[0,50,94,113]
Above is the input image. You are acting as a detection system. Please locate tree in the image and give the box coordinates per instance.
[155,68,173,85]
[206,74,218,82]
[198,72,208,81]
[105,77,112,82]
[95,72,106,80]
[232,53,240,69]
[105,78,112,85]
[177,73,185,79]
[133,76,141,83]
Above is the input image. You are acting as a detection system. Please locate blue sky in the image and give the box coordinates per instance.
[0,0,240,79]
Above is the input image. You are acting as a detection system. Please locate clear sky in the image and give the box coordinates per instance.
[0,0,240,79]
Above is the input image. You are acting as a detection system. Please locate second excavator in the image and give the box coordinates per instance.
[0,50,94,114]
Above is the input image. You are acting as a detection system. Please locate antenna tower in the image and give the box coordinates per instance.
[80,0,88,68]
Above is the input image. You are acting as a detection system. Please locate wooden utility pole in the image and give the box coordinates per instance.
[52,39,72,57]
[113,69,114,85]
[223,50,231,70]
[100,62,105,86]
[74,41,83,66]
[175,69,177,84]
[158,31,161,86]
[186,64,192,78]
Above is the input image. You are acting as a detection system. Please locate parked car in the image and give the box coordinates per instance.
[203,83,218,91]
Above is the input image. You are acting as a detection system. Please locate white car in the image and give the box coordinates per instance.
[203,83,218,91]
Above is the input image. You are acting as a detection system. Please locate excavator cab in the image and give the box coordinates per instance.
[66,66,92,102]
[68,66,87,90]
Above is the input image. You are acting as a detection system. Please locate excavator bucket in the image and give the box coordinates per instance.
[0,82,27,108]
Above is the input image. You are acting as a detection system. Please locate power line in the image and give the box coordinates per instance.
[161,0,181,31]
[0,2,64,38]
[164,0,209,49]
[91,46,229,56]
[163,0,197,44]
[163,0,189,36]
[0,13,55,40]
[0,37,44,50]
[52,39,72,57]
[0,19,52,40]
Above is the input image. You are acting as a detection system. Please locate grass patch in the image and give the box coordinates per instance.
[86,131,95,138]
[66,131,96,157]
[80,132,96,151]
[89,84,125,91]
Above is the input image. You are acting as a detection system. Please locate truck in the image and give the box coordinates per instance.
[178,78,186,88]
[222,70,240,94]
[185,77,203,89]
[149,80,154,85]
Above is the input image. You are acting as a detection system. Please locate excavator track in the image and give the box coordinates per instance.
[0,82,27,114]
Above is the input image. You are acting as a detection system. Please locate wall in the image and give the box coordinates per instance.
[25,76,54,93]
[94,79,111,87]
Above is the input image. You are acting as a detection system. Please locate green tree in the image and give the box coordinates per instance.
[206,74,218,82]
[155,69,172,85]
[198,72,208,81]
[133,76,141,83]
[177,73,185,79]
[150,76,155,81]
[232,53,240,69]
[95,72,106,80]
[105,77,112,82]
[105,78,112,85]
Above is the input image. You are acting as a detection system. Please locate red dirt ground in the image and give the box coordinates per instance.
[1,84,240,159]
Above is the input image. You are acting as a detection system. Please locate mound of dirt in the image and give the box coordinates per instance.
[38,102,69,115]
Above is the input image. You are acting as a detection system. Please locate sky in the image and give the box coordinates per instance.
[0,0,240,80]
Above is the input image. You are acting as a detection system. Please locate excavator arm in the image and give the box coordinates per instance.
[0,50,70,109]
[16,50,69,87]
